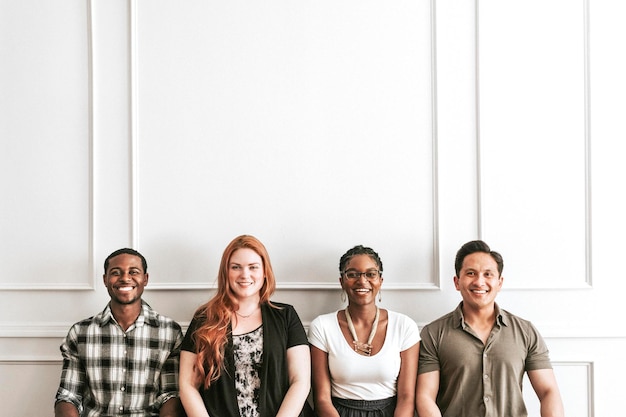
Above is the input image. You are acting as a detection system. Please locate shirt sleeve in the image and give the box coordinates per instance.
[157,322,184,405]
[181,316,201,353]
[55,325,85,412]
[524,321,553,371]
[418,324,441,374]
[398,313,421,351]
[307,315,329,353]
[286,304,309,348]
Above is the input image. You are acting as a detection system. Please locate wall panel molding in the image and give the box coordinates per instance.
[477,0,591,290]
[128,1,441,291]
[0,0,96,291]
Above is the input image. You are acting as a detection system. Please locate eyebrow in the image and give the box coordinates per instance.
[344,267,378,271]
[109,266,143,272]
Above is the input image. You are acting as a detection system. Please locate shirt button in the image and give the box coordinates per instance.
[483,374,489,379]
[119,406,124,411]
[484,397,489,402]
[121,387,125,391]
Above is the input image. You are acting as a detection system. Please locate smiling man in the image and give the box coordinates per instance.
[54,248,185,417]
[416,240,564,417]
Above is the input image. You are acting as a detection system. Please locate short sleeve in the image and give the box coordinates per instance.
[418,324,441,374]
[285,304,309,348]
[524,322,553,371]
[181,316,202,353]
[307,314,330,353]
[398,313,421,351]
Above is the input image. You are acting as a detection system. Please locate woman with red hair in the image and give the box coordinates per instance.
[179,235,311,417]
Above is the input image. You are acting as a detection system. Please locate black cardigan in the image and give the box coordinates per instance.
[182,302,309,417]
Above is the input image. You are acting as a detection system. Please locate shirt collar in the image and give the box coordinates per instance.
[96,300,160,328]
[454,301,508,328]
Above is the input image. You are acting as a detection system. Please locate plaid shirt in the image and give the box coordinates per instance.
[55,301,183,417]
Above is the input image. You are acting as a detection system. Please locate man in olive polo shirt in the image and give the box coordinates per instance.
[416,240,564,417]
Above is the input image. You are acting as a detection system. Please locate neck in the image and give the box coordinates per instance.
[236,296,261,315]
[110,301,142,331]
[346,304,378,322]
[461,302,497,326]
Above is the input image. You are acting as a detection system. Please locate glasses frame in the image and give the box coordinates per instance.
[341,270,382,281]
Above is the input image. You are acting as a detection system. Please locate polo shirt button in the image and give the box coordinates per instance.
[484,397,489,402]
[121,387,125,391]
[483,374,488,379]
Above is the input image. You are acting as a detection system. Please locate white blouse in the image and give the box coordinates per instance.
[308,310,420,400]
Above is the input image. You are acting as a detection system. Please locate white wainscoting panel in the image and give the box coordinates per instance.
[477,0,589,289]
[131,1,438,291]
[0,0,93,290]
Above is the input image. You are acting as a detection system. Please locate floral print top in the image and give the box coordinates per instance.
[233,325,263,417]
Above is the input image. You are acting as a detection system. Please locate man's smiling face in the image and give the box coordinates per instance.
[454,251,503,311]
[103,253,148,307]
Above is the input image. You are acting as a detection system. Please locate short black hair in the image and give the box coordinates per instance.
[104,248,147,274]
[454,240,503,277]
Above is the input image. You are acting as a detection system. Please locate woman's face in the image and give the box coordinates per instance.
[228,248,265,300]
[340,254,383,306]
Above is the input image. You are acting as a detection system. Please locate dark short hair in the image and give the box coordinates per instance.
[104,248,147,274]
[339,245,383,274]
[454,240,503,277]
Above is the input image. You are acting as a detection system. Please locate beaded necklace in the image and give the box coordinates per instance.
[344,306,380,356]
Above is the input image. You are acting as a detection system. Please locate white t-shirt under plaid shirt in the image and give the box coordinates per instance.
[55,301,183,417]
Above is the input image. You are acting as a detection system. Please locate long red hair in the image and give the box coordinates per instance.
[192,235,277,388]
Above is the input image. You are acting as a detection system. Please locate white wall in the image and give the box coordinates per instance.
[1,1,625,416]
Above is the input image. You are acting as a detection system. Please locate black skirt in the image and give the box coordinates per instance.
[331,396,397,417]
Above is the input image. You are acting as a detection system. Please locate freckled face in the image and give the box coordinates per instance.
[103,254,148,306]
[454,252,503,311]
[228,248,265,300]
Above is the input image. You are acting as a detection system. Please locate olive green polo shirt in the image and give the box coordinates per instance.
[418,302,553,417]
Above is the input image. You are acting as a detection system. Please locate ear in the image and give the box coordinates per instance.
[143,273,149,286]
[453,276,460,291]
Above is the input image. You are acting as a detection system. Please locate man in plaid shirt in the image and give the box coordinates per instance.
[55,248,185,417]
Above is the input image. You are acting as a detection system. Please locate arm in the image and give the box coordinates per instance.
[55,328,84,417]
[160,330,186,417]
[54,401,80,417]
[276,344,312,417]
[310,345,340,417]
[394,342,419,417]
[179,351,210,417]
[415,371,442,417]
[528,369,565,417]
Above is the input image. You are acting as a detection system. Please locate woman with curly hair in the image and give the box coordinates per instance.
[179,235,311,417]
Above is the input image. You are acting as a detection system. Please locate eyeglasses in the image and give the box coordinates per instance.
[342,270,381,281]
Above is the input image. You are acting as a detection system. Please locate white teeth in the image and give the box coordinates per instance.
[118,286,134,292]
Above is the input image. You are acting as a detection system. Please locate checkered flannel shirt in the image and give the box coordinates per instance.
[55,301,183,417]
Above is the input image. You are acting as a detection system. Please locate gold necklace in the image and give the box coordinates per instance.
[235,307,259,318]
[345,306,380,356]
